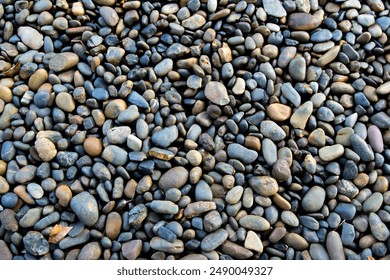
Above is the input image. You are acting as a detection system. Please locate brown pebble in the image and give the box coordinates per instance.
[55,185,72,207]
[83,137,103,157]
[105,212,122,240]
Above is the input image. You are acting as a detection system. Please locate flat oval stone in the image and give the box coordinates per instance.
[158,166,188,192]
[200,228,228,251]
[288,13,322,31]
[350,134,374,162]
[239,215,270,231]
[18,26,44,50]
[283,232,309,250]
[319,144,344,161]
[302,186,326,212]
[221,240,253,259]
[70,191,99,226]
[367,125,384,153]
[150,200,179,214]
[290,101,313,129]
[363,192,383,213]
[326,231,345,260]
[369,213,390,241]
[105,212,122,240]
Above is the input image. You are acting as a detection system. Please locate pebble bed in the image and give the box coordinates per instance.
[0,0,390,261]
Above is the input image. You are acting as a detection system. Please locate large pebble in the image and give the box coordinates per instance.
[70,192,99,226]
[201,229,228,251]
[158,166,188,192]
[23,231,49,256]
[302,186,326,212]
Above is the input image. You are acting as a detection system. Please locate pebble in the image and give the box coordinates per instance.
[266,103,292,122]
[367,125,384,153]
[18,27,44,50]
[260,120,286,141]
[239,215,270,231]
[150,237,184,254]
[122,240,142,260]
[35,138,57,161]
[283,233,309,250]
[0,240,12,260]
[244,230,263,253]
[23,231,50,256]
[221,240,253,259]
[248,176,278,196]
[101,146,128,166]
[227,143,258,164]
[319,144,344,161]
[350,134,374,162]
[204,81,230,106]
[302,186,326,212]
[151,126,178,148]
[369,213,390,241]
[78,242,102,260]
[326,231,345,260]
[200,229,228,251]
[150,200,179,215]
[70,192,99,227]
[290,101,313,129]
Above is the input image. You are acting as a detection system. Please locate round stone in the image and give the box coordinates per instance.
[204,81,230,106]
[302,186,326,212]
[35,138,57,162]
[83,137,103,157]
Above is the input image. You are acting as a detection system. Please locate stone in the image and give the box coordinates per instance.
[100,6,119,26]
[70,192,99,226]
[151,126,178,148]
[49,53,79,72]
[260,120,286,141]
[35,138,57,161]
[289,56,306,82]
[288,13,322,31]
[83,137,103,157]
[221,240,253,259]
[283,233,309,250]
[272,159,291,182]
[319,144,344,161]
[18,26,44,50]
[266,103,292,122]
[244,230,263,253]
[158,166,189,192]
[0,175,10,194]
[55,92,76,112]
[0,240,12,260]
[122,240,142,260]
[302,186,326,212]
[248,176,278,196]
[350,134,374,162]
[309,244,330,260]
[263,0,286,18]
[290,101,313,129]
[78,242,102,260]
[150,237,184,254]
[326,231,345,260]
[369,213,390,241]
[336,179,359,198]
[0,209,18,232]
[204,81,230,106]
[201,229,228,251]
[239,215,270,231]
[368,125,384,153]
[105,212,122,240]
[23,231,49,256]
[184,202,216,218]
[182,14,206,30]
[227,143,258,164]
[150,200,179,214]
[101,145,128,166]
[154,58,173,77]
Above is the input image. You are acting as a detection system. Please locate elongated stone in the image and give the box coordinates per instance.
[49,52,79,72]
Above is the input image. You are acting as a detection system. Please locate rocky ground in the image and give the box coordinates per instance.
[0,0,390,260]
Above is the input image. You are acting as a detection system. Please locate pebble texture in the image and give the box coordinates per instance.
[0,0,389,262]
